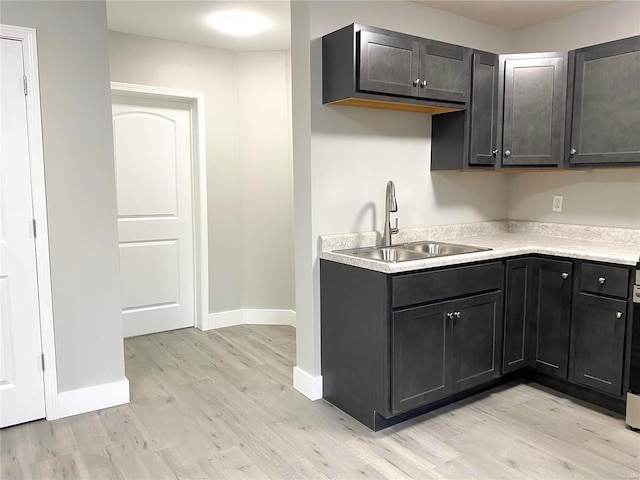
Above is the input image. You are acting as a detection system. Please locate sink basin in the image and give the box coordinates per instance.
[334,246,428,262]
[402,241,491,257]
[334,241,491,263]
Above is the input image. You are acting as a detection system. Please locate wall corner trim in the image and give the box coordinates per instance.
[293,366,323,400]
[57,378,130,419]
[205,309,296,330]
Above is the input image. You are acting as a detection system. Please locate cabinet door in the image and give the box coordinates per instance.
[450,291,503,392]
[391,301,450,414]
[570,293,627,396]
[419,40,470,103]
[470,52,499,166]
[531,259,573,378]
[568,36,640,166]
[501,53,567,166]
[358,30,420,97]
[503,259,533,373]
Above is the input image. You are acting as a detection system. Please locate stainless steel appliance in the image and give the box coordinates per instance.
[626,258,640,429]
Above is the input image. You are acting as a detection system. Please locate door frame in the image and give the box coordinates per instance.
[110,82,209,331]
[1,24,59,419]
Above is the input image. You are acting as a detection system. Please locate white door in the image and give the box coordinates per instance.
[112,95,195,337]
[0,38,46,427]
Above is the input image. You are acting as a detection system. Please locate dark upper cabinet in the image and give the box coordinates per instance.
[570,293,627,396]
[469,52,500,165]
[358,30,420,98]
[419,40,470,103]
[323,24,470,114]
[431,51,499,170]
[530,258,573,378]
[503,258,534,373]
[566,36,640,167]
[498,52,568,168]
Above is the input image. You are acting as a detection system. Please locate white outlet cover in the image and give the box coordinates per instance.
[552,195,563,212]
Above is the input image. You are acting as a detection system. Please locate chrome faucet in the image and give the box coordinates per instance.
[383,180,399,246]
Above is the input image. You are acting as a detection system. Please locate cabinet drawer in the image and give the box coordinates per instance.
[580,263,629,298]
[392,262,503,308]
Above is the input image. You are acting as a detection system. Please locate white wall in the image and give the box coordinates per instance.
[238,52,294,310]
[108,33,294,314]
[292,1,515,393]
[508,1,640,229]
[1,1,125,392]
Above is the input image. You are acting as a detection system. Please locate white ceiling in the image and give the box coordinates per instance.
[106,1,291,51]
[106,1,613,51]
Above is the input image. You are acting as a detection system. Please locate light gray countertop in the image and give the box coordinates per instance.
[318,221,640,274]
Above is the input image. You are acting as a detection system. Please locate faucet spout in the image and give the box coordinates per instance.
[383,181,399,246]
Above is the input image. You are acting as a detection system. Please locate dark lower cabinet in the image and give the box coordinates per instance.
[570,293,627,396]
[391,291,503,414]
[321,255,632,430]
[531,258,573,378]
[503,259,534,373]
[391,301,449,414]
[450,291,503,392]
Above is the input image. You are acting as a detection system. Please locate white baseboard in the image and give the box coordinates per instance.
[57,378,130,419]
[207,309,244,329]
[293,366,323,400]
[205,308,296,330]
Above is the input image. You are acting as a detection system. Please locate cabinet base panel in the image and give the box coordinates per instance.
[325,373,520,432]
[525,370,626,415]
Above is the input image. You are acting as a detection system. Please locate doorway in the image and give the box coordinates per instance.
[110,83,209,337]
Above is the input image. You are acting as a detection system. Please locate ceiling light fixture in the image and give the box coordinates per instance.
[207,11,269,36]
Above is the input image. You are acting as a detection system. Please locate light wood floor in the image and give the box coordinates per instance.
[2,325,639,479]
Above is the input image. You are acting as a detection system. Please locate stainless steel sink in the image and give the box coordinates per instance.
[334,246,428,262]
[402,241,491,257]
[334,241,491,263]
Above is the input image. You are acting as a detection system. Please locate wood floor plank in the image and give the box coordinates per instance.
[2,325,638,480]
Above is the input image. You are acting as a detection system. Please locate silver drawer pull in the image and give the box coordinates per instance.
[562,272,569,279]
[616,311,623,319]
[598,277,606,285]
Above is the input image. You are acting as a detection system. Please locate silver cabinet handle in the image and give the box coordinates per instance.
[616,311,623,319]
[454,311,461,318]
[570,148,577,155]
[598,277,606,285]
[420,80,427,88]
[562,272,569,279]
[413,79,420,87]
[504,150,512,157]
[447,312,454,319]
[492,149,499,156]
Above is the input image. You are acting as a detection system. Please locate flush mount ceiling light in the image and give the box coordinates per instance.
[207,11,269,36]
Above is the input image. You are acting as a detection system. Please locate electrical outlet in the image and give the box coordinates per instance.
[552,195,563,212]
